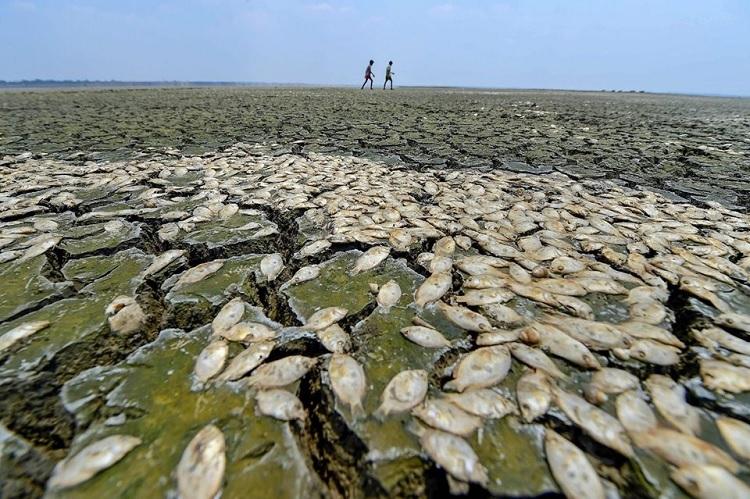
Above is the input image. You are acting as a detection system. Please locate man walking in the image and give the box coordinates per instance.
[361,60,375,89]
[383,61,395,90]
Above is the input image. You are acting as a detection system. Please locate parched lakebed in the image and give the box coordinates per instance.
[1,144,750,498]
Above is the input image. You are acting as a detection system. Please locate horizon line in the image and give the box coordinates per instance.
[0,80,747,99]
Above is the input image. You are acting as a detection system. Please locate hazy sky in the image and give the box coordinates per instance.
[1,0,748,95]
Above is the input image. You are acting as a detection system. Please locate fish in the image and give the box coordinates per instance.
[436,301,492,332]
[350,246,390,275]
[671,464,750,499]
[645,374,701,435]
[375,369,429,417]
[615,390,657,437]
[419,429,488,486]
[509,343,567,379]
[476,328,522,345]
[173,260,224,290]
[0,320,50,353]
[246,355,317,388]
[444,388,516,419]
[516,370,552,422]
[295,239,331,258]
[317,323,351,353]
[584,368,639,404]
[633,427,739,472]
[302,307,348,331]
[614,339,681,366]
[401,325,451,348]
[211,297,245,336]
[280,264,321,289]
[414,272,452,308]
[545,429,605,499]
[444,345,511,392]
[692,327,750,355]
[329,353,367,417]
[551,316,632,350]
[193,340,229,387]
[716,416,750,461]
[714,313,750,334]
[523,322,601,369]
[455,288,515,306]
[553,387,633,457]
[260,253,284,281]
[616,321,684,348]
[700,359,750,393]
[412,398,483,436]
[377,279,402,311]
[176,425,226,499]
[256,389,306,420]
[220,321,277,343]
[216,341,274,382]
[47,435,142,490]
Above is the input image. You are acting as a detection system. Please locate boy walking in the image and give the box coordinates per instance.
[361,60,375,89]
[384,61,395,90]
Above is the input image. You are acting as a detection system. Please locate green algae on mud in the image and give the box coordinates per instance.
[52,327,322,499]
[0,249,153,378]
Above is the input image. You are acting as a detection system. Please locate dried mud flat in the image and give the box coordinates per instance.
[0,89,750,499]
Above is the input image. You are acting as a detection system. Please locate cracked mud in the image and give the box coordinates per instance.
[1,89,750,499]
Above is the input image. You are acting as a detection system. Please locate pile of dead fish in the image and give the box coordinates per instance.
[2,144,750,498]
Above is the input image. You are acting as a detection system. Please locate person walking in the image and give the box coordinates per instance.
[361,60,375,89]
[383,61,395,90]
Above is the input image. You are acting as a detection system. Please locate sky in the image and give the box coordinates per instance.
[1,0,748,95]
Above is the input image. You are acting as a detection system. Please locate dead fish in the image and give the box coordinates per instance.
[107,298,146,335]
[517,370,552,422]
[629,299,667,325]
[216,341,274,382]
[693,327,750,355]
[614,339,681,366]
[221,321,277,343]
[552,316,632,350]
[0,249,22,263]
[444,345,511,392]
[509,343,567,379]
[575,277,628,295]
[317,323,351,353]
[260,253,284,281]
[176,425,226,499]
[429,255,453,274]
[462,274,510,289]
[615,390,657,436]
[280,264,321,289]
[553,387,633,457]
[329,353,367,417]
[211,297,245,336]
[508,262,533,283]
[716,416,750,461]
[444,388,516,419]
[554,295,595,320]
[193,340,228,388]
[535,278,587,297]
[389,228,413,251]
[256,389,306,420]
[415,272,452,308]
[700,359,750,393]
[419,429,488,486]
[671,464,750,499]
[523,323,601,369]
[545,429,605,499]
[413,398,483,436]
[173,260,224,290]
[584,368,639,405]
[295,239,331,259]
[714,313,750,334]
[645,374,701,435]
[436,301,492,332]
[350,246,390,275]
[433,236,456,256]
[47,435,142,490]
[476,328,522,345]
[455,288,515,306]
[377,279,402,311]
[143,249,186,276]
[0,320,50,353]
[550,256,586,274]
[375,369,429,417]
[616,321,684,348]
[633,427,739,472]
[246,355,317,388]
[401,325,451,348]
[303,307,348,331]
[480,303,525,324]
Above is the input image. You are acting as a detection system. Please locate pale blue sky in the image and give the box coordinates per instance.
[1,0,748,95]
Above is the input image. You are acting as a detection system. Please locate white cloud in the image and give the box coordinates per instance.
[306,2,352,14]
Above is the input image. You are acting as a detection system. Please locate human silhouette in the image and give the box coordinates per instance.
[384,61,395,90]
[361,60,374,89]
